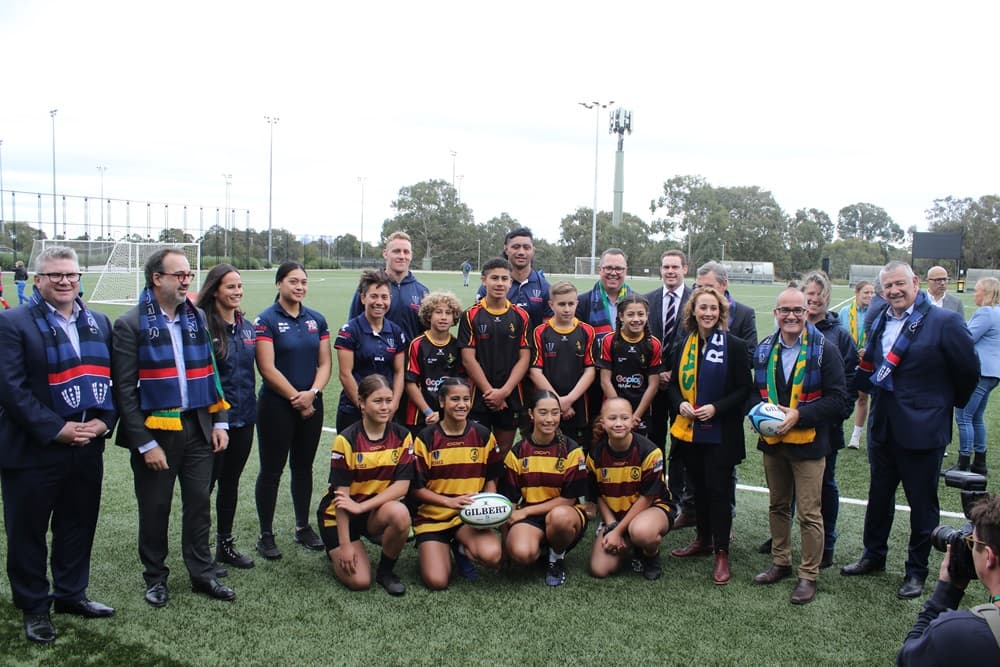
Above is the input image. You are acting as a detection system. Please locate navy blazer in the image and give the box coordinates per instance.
[0,304,117,469]
[646,284,692,370]
[856,304,979,450]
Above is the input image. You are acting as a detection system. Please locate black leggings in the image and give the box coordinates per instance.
[681,445,735,553]
[211,423,255,536]
[254,392,324,533]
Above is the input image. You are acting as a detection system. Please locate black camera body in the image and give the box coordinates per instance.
[930,470,988,582]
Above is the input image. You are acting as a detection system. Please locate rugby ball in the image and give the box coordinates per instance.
[459,492,513,529]
[747,402,785,437]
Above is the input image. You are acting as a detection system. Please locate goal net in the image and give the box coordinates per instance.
[574,256,601,277]
[86,241,201,305]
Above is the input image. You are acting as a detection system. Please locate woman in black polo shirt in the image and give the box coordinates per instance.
[253,262,332,560]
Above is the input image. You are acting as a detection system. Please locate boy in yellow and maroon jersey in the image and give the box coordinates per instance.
[459,258,530,456]
[530,281,597,453]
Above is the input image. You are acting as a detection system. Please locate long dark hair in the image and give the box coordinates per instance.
[197,263,241,360]
[614,293,651,340]
[529,390,567,455]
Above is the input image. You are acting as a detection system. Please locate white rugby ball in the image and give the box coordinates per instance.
[459,492,513,528]
[747,402,785,437]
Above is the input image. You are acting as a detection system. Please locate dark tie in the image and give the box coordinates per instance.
[663,292,678,343]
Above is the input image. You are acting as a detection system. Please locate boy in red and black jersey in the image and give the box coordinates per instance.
[458,258,531,456]
[404,292,464,433]
[529,280,597,452]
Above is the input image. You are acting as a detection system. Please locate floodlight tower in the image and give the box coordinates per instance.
[265,115,279,265]
[223,173,232,257]
[357,176,367,261]
[578,100,613,274]
[96,166,108,239]
[50,109,58,238]
[609,107,633,227]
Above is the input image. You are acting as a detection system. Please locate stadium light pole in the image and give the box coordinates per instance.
[357,176,367,262]
[578,100,613,275]
[449,150,457,188]
[265,115,279,265]
[222,173,232,258]
[96,166,107,239]
[50,109,58,239]
[609,107,632,227]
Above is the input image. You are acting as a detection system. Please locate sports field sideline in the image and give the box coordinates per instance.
[0,268,990,666]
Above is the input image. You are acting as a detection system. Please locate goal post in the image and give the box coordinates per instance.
[85,241,201,305]
[574,256,601,277]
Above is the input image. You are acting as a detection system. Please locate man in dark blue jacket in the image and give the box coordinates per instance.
[842,261,979,599]
[0,246,117,644]
[349,231,429,340]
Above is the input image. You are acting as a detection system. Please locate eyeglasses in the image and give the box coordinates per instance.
[776,307,807,316]
[38,272,81,283]
[928,277,949,283]
[159,271,196,282]
[601,266,627,274]
[963,533,989,552]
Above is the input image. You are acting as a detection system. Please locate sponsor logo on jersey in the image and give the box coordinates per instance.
[616,374,644,389]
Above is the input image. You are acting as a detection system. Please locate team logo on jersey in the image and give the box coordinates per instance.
[470,448,479,462]
[601,468,609,479]
[522,458,530,470]
[432,450,441,462]
[630,467,640,481]
[412,295,422,305]
[478,324,489,335]
[305,319,319,333]
[555,457,564,472]
[508,322,517,337]
[545,342,556,352]
[356,453,366,468]
[61,386,82,409]
[876,365,891,383]
[384,336,396,350]
[391,449,400,464]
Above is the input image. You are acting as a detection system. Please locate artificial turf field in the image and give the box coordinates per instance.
[0,269,992,666]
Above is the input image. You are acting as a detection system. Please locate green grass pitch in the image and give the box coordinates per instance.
[0,269,990,665]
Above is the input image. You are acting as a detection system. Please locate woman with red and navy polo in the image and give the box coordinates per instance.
[253,262,332,560]
[335,270,406,434]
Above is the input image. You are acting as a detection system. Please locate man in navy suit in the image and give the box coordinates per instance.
[841,261,979,599]
[0,246,117,644]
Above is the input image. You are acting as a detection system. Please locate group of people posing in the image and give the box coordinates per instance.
[3,227,999,649]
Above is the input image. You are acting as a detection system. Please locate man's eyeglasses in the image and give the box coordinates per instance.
[38,272,81,283]
[601,266,626,274]
[159,271,196,282]
[963,533,988,552]
[928,277,949,283]
[776,307,807,316]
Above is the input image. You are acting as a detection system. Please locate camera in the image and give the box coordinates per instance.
[930,470,988,582]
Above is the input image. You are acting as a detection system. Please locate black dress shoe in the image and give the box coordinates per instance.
[897,575,925,599]
[54,598,115,618]
[840,557,886,576]
[24,612,56,644]
[145,582,169,608]
[191,578,236,601]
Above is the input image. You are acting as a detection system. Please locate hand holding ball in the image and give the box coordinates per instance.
[747,402,785,437]
[458,492,513,528]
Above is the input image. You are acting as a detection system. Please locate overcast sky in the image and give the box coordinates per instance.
[1,1,997,248]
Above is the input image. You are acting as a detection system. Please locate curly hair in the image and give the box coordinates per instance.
[418,291,463,328]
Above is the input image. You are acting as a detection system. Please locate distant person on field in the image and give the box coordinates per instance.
[840,280,875,450]
[476,227,551,331]
[14,260,29,305]
[459,258,531,456]
[349,231,429,340]
[952,277,1000,475]
[461,259,472,287]
[925,266,964,317]
[529,280,597,452]
[842,261,978,600]
[0,246,116,644]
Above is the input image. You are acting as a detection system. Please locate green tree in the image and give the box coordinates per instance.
[383,179,476,269]
[788,208,833,273]
[836,203,903,244]
[925,195,1000,269]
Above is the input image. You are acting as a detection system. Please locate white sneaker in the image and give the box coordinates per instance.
[847,437,860,450]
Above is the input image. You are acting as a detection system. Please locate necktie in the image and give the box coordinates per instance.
[663,292,677,343]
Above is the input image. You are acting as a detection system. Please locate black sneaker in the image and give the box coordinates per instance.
[376,570,406,596]
[293,525,325,551]
[256,532,282,560]
[217,536,255,569]
[545,558,567,587]
[630,546,644,574]
[641,552,663,581]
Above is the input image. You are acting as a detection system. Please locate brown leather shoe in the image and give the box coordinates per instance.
[713,551,731,585]
[752,564,793,585]
[673,512,696,529]
[671,537,713,558]
[790,578,817,605]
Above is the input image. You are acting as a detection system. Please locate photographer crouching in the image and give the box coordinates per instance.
[897,487,1000,666]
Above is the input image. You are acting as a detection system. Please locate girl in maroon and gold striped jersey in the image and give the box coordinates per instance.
[411,378,503,589]
[499,391,588,587]
[316,375,414,596]
[588,397,675,581]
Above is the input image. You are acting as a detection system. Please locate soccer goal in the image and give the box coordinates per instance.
[86,241,201,305]
[574,256,601,277]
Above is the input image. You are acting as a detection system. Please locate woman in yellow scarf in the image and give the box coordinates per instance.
[666,287,752,585]
[838,281,874,449]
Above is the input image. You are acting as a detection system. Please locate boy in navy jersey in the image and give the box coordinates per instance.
[529,281,597,452]
[459,258,530,457]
